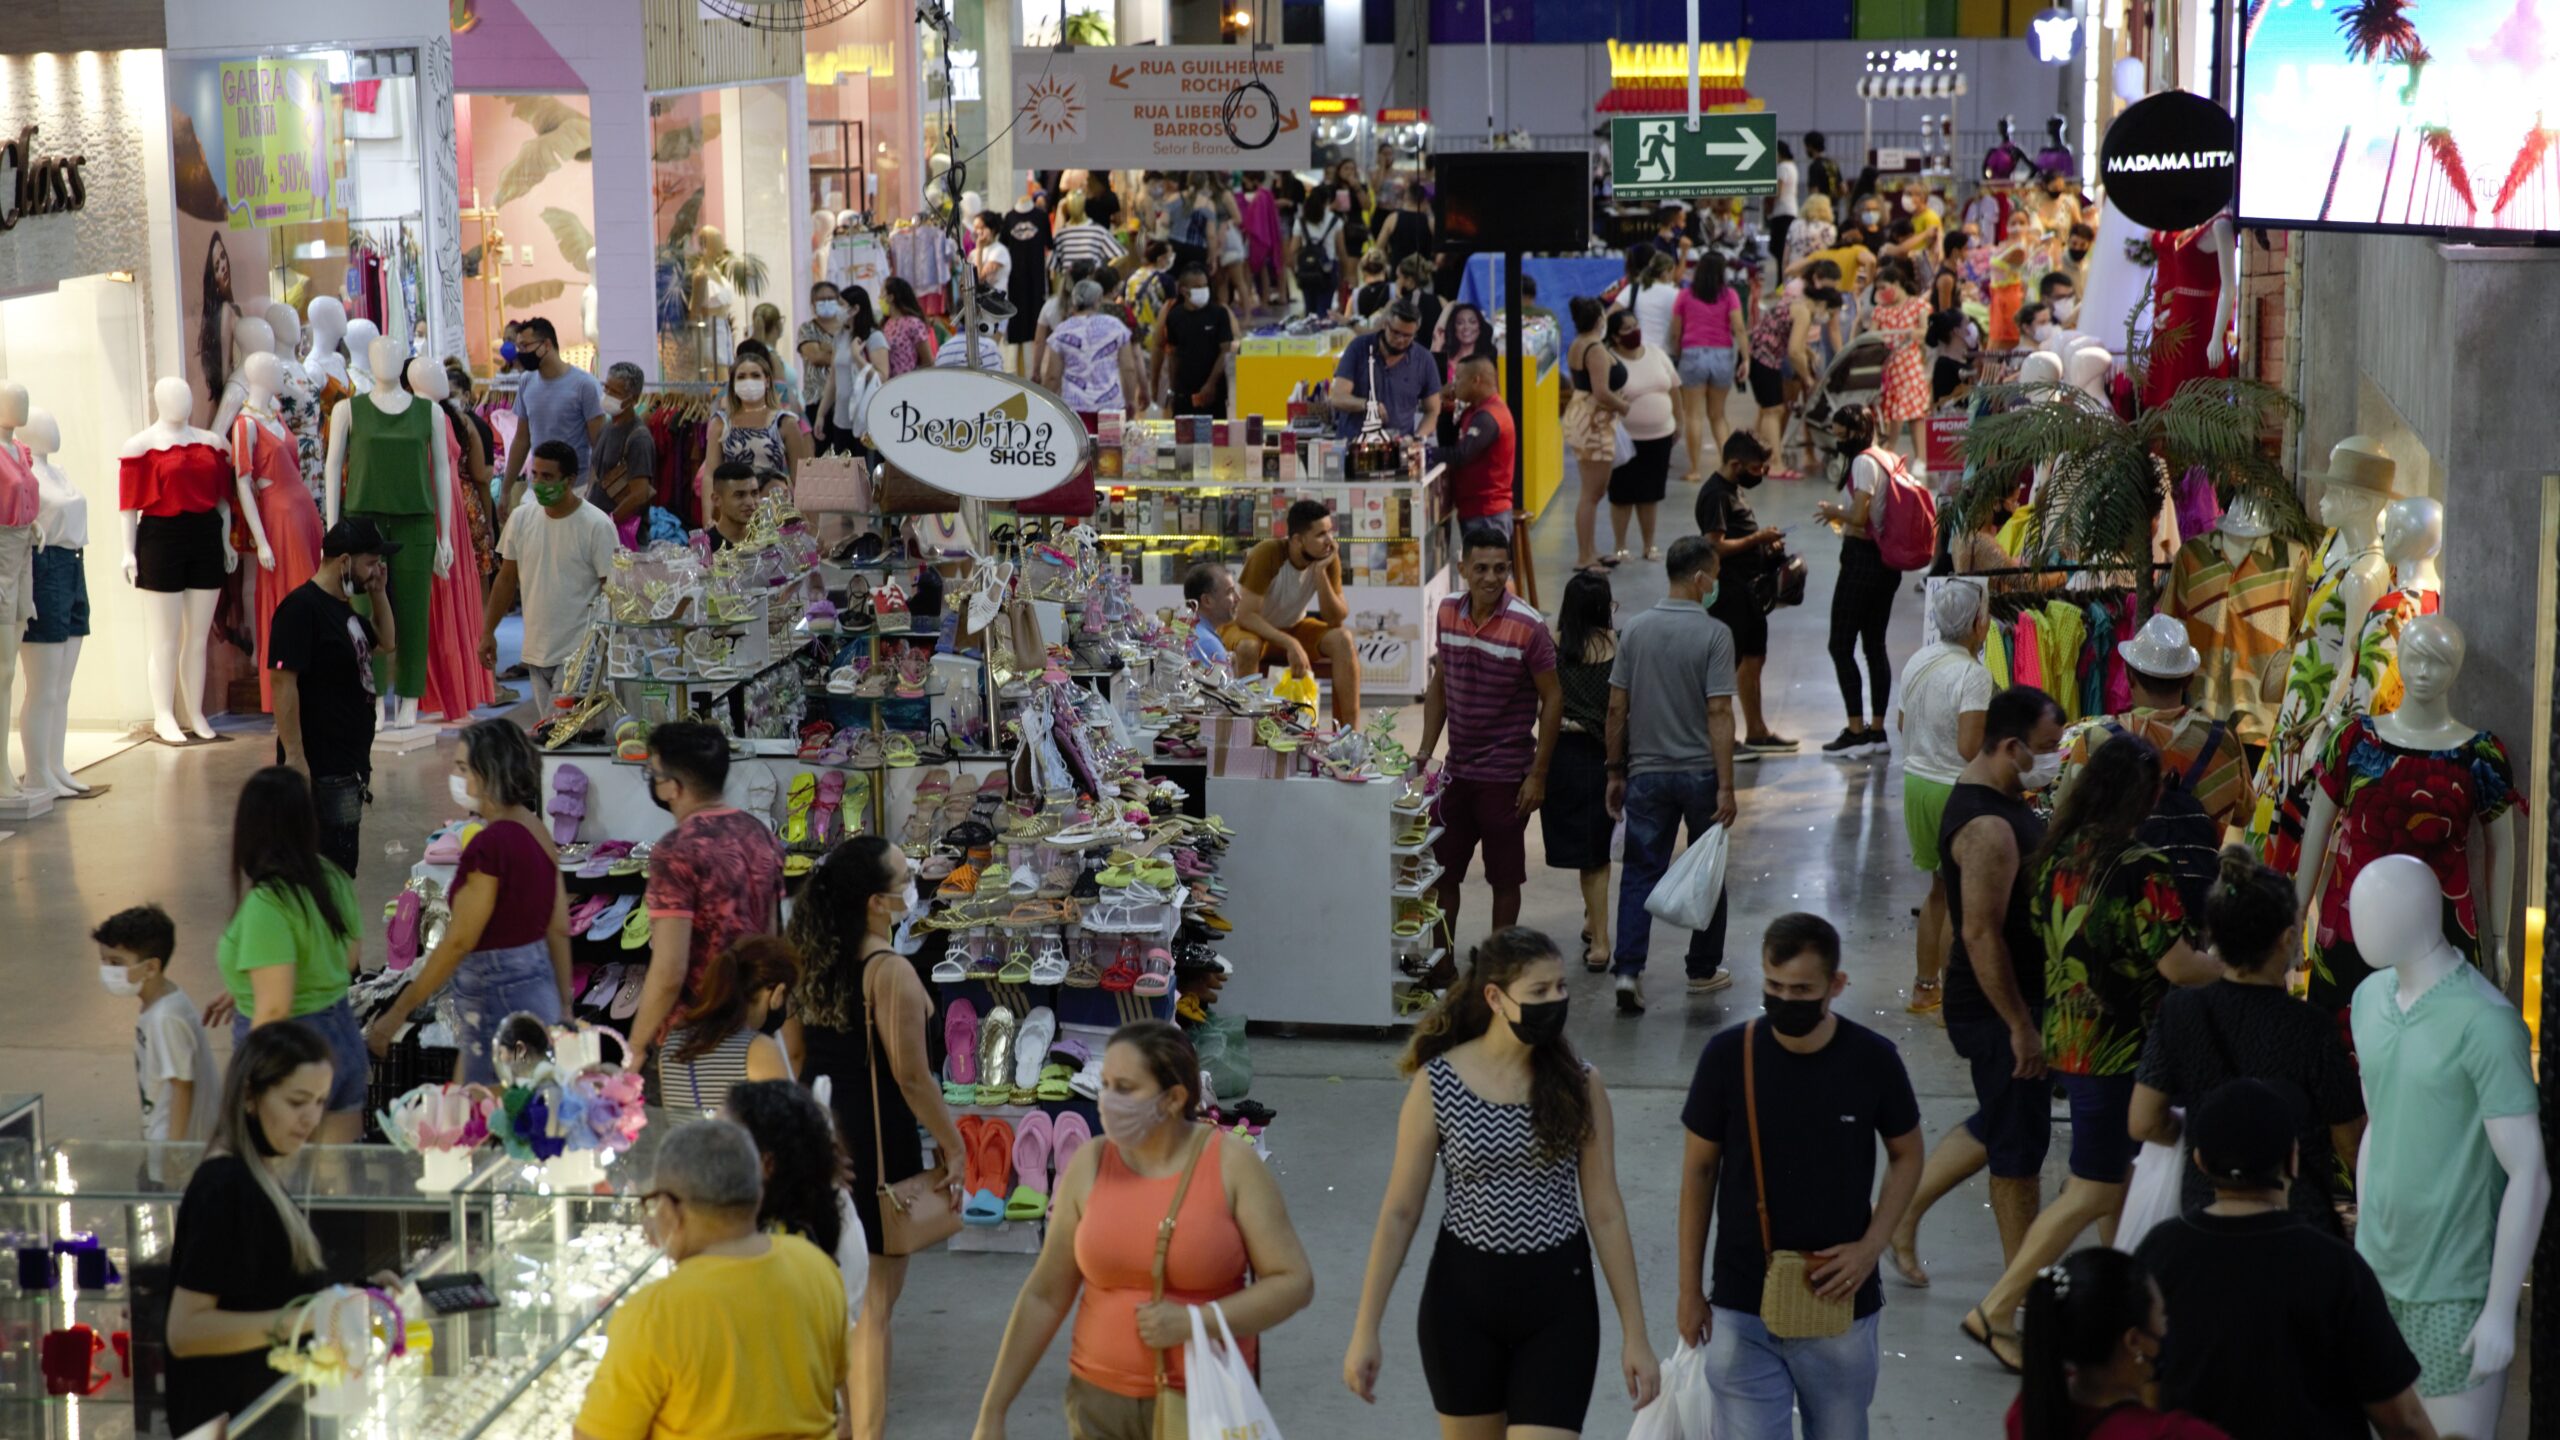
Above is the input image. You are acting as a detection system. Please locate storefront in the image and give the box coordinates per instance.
[805,3,925,219]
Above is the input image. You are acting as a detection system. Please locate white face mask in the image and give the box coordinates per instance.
[815,300,845,320]
[448,774,479,812]
[2052,298,2078,324]
[1185,287,1210,307]
[606,391,631,416]
[99,964,143,998]
[735,378,768,404]
[2021,749,2064,791]
[2031,322,2058,344]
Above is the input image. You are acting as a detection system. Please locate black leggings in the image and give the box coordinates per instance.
[1829,536,1899,721]
[1416,1229,1599,1430]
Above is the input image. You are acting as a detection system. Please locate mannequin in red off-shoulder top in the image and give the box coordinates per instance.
[120,376,236,744]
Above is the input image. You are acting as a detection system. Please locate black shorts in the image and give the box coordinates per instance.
[1417,1229,1598,1429]
[1947,1015,2054,1179]
[1748,357,1786,409]
[134,510,225,593]
[1608,434,1674,506]
[24,545,90,642]
[1710,588,1768,658]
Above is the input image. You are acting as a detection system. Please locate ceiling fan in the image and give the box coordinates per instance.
[695,0,872,30]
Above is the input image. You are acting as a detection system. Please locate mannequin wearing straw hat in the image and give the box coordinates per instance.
[2248,436,2395,874]
[2156,492,2306,762]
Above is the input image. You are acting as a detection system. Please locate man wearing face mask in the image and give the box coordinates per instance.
[1326,298,1442,442]
[270,519,400,873]
[627,722,785,1078]
[481,441,617,717]
[1694,433,1793,754]
[2032,273,2091,360]
[1887,685,2066,1289]
[592,361,658,540]
[1675,913,1924,1433]
[497,317,603,514]
[1152,264,1234,415]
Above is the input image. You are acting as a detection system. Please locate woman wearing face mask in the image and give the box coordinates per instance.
[662,933,799,1116]
[974,1020,1312,1439]
[1343,927,1659,1435]
[1813,405,1902,755]
[801,282,888,454]
[703,341,812,489]
[1564,296,1633,569]
[2008,1249,2225,1440]
[364,720,571,1077]
[1605,309,1681,563]
[165,1022,344,1435]
[790,836,965,1440]
[880,277,937,378]
[1965,734,2217,1370]
[1871,259,1933,459]
[211,767,368,1145]
[1667,251,1747,478]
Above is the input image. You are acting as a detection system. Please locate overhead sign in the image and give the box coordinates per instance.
[1609,114,1778,199]
[1008,45,1312,169]
[865,370,1093,502]
[2101,89,2235,231]
[2028,7,2079,64]
[219,57,332,229]
[1377,106,1429,126]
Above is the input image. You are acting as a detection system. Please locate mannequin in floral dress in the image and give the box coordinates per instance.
[1870,261,1933,460]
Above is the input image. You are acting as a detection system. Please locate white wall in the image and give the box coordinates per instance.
[163,0,446,50]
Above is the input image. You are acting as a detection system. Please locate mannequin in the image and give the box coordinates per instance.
[581,247,599,347]
[2299,614,2515,1013]
[0,382,40,805]
[2156,492,2302,750]
[232,352,326,711]
[343,318,383,391]
[691,224,738,368]
[2252,436,2394,872]
[811,207,836,286]
[120,377,235,744]
[305,297,351,391]
[209,315,277,439]
[324,336,453,727]
[2034,113,2076,180]
[2140,214,2237,410]
[408,358,494,722]
[16,408,93,798]
[263,300,325,499]
[1982,116,2032,185]
[2347,853,2545,1440]
[2382,495,2443,594]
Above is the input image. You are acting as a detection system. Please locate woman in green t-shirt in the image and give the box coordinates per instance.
[212,767,369,1143]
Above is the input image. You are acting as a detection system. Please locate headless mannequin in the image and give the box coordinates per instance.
[324,337,453,728]
[2382,496,2443,596]
[2300,471,2392,764]
[2298,615,2515,980]
[0,383,36,803]
[2061,341,2111,400]
[305,297,350,391]
[581,247,599,346]
[343,319,382,392]
[231,352,286,569]
[811,208,835,285]
[121,377,234,743]
[2196,217,2237,369]
[406,356,492,721]
[210,315,277,439]
[2348,853,2546,1439]
[15,407,90,798]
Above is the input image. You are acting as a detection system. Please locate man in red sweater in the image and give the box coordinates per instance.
[1445,355,1517,535]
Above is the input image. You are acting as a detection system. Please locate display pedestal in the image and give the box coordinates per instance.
[373,723,440,757]
[0,790,55,820]
[1206,761,1407,1028]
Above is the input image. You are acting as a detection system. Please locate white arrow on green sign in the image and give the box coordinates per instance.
[1610,113,1779,199]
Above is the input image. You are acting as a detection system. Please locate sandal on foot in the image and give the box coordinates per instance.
[1963,1307,2021,1373]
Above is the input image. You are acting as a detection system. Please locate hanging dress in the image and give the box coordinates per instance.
[232,411,324,712]
[423,414,496,722]
[2252,532,2373,873]
[1873,294,1933,425]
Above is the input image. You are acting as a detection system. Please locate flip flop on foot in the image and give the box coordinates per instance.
[1962,1306,2022,1373]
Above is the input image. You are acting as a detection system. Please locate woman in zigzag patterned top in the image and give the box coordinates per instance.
[1343,927,1662,1435]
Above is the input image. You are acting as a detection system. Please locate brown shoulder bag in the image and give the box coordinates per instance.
[864,950,963,1254]
[1744,1019,1854,1338]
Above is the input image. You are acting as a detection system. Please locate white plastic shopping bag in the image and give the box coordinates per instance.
[1626,1338,1714,1440]
[1644,824,1729,931]
[1184,1302,1282,1439]
[2112,1122,2186,1255]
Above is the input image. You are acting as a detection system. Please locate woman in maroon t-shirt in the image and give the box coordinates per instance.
[367,720,572,1081]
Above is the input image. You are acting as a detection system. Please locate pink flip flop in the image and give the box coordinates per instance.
[386,890,422,970]
[943,998,980,1087]
[1050,1111,1090,1179]
[549,763,589,845]
[812,770,848,847]
[1005,1110,1055,1220]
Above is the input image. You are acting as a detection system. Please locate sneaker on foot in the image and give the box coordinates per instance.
[1857,727,1892,755]
[1614,975,1647,1014]
[1734,749,1762,764]
[1820,728,1870,756]
[1743,733,1801,752]
[1688,971,1734,995]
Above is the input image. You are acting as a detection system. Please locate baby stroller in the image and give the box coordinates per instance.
[1783,329,1890,461]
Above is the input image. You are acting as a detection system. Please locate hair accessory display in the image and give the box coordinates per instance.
[266,1285,417,1412]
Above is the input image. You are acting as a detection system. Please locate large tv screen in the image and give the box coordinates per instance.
[1435,151,1593,254]
[2237,0,2559,234]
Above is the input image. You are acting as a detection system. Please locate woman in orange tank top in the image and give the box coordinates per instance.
[972,1021,1312,1440]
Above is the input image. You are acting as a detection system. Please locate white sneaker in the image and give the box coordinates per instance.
[1614,975,1647,1014]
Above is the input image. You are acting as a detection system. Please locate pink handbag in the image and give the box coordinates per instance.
[794,454,871,514]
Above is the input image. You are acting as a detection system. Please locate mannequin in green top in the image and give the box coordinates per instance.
[323,335,452,725]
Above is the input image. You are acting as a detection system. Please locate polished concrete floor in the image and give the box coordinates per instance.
[2,419,2531,1437]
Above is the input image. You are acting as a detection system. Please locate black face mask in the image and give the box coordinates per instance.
[759,1001,789,1037]
[2067,248,2090,263]
[1738,466,1768,489]
[647,776,675,815]
[1764,993,1828,1037]
[1506,995,1570,1046]
[518,349,543,372]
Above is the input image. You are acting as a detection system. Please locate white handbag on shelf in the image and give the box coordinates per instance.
[1644,823,1729,931]
[1182,1302,1282,1439]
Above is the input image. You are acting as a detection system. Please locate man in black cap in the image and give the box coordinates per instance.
[270,519,399,875]
[2135,1079,2432,1440]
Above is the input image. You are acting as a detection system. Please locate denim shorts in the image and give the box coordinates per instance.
[24,546,90,643]
[235,997,370,1114]
[2058,1071,2142,1182]
[1677,346,1738,389]
[447,940,564,1084]
[1946,1015,2053,1179]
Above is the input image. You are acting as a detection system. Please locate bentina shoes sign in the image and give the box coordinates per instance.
[864,369,1093,503]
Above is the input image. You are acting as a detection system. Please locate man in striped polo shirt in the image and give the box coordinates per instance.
[1418,525,1562,940]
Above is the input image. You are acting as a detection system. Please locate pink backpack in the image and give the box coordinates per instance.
[1862,446,1938,571]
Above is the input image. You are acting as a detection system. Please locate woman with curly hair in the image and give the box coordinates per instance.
[1963,735,2216,1370]
[786,836,962,1440]
[723,1078,869,1319]
[1343,927,1658,1435]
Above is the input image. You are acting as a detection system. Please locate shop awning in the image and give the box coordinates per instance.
[1856,74,1967,100]
[1596,83,1759,114]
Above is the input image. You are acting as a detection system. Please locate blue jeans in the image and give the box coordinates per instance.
[312,772,367,877]
[1613,769,1728,980]
[1703,1307,1881,1440]
[447,940,565,1084]
[234,997,370,1114]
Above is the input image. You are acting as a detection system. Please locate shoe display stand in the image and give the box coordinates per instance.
[1095,468,1451,698]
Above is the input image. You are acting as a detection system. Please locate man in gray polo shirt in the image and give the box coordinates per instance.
[500,317,604,513]
[1606,534,1740,1012]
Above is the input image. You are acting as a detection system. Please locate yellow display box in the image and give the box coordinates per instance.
[1232,348,1563,520]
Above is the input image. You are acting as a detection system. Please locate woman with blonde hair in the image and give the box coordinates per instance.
[1563,296,1633,568]
[1344,927,1658,1435]
[1786,192,1837,272]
